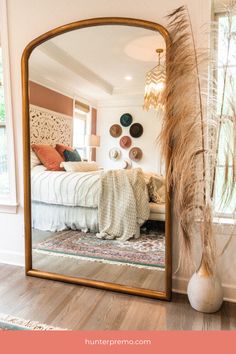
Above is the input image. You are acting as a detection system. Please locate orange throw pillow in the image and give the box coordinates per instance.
[32,144,64,171]
[55,144,74,159]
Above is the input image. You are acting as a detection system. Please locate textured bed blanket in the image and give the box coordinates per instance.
[97,168,150,241]
[31,166,101,207]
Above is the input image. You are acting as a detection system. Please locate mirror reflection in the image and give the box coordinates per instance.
[29,25,167,293]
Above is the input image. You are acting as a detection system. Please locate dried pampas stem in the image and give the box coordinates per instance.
[161,5,216,273]
[160,2,236,273]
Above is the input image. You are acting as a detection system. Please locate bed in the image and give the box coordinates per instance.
[149,202,166,222]
[31,165,166,235]
[29,105,165,239]
[31,165,100,232]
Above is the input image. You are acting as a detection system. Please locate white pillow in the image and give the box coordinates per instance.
[31,165,47,177]
[31,151,41,169]
[61,161,100,172]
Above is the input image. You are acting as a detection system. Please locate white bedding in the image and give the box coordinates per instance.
[32,201,165,232]
[31,165,101,207]
[31,166,165,233]
[32,202,98,232]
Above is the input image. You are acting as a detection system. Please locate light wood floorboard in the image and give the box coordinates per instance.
[32,227,166,292]
[0,263,235,330]
[32,250,165,292]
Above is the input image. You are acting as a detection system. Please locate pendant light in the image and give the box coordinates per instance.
[143,48,165,111]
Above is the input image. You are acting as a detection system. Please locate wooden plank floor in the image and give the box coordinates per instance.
[32,251,165,292]
[0,263,235,330]
[32,228,166,292]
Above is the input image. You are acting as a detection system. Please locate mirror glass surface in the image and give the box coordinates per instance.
[28,24,168,294]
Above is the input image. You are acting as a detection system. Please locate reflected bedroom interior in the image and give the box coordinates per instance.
[27,23,169,295]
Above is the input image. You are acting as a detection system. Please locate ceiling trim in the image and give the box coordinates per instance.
[38,41,113,95]
[112,85,145,95]
[29,68,73,99]
[97,93,145,108]
[29,68,98,107]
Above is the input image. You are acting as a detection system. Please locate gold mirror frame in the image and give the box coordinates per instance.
[22,17,172,300]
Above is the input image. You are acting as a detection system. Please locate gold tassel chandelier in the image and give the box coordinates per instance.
[143,48,166,111]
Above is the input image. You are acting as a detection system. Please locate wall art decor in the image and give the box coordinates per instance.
[109,147,121,161]
[109,124,122,138]
[120,113,133,127]
[129,147,143,162]
[129,123,143,138]
[119,136,132,149]
[30,105,73,146]
[122,159,132,169]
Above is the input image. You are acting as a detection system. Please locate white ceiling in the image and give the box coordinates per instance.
[29,25,165,103]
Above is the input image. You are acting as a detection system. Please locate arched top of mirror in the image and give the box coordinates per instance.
[25,19,168,103]
[22,17,169,54]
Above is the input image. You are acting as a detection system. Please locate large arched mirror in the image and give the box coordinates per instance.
[22,18,171,300]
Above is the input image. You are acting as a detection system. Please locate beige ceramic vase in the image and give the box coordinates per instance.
[187,259,223,313]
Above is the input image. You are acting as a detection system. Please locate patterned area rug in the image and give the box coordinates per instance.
[0,313,65,331]
[33,228,165,268]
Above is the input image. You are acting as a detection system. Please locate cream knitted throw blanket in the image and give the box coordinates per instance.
[96,168,150,241]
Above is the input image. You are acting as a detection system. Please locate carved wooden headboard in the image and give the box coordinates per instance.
[30,104,73,146]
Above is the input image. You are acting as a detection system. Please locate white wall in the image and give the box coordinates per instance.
[97,98,164,172]
[3,0,235,302]
[172,221,236,302]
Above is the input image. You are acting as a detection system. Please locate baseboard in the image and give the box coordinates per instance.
[173,275,236,303]
[172,276,189,295]
[0,250,24,267]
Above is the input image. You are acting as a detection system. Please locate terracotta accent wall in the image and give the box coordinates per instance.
[91,107,97,161]
[29,81,73,117]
